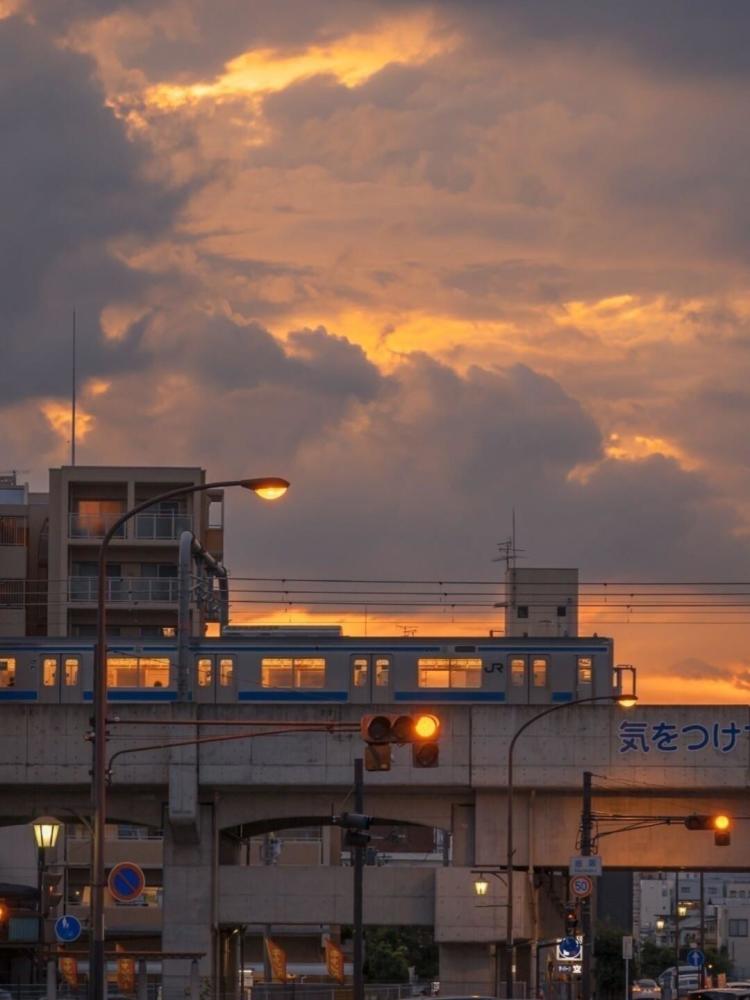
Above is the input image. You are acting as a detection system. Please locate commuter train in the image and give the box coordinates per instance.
[0,628,621,705]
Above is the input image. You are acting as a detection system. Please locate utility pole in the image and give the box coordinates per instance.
[581,771,593,1000]
[353,758,364,1000]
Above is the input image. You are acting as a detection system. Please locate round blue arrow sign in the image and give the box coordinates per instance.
[687,949,704,968]
[559,937,582,959]
[54,914,82,943]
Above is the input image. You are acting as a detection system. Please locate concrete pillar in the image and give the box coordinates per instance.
[190,958,201,1000]
[162,802,215,999]
[46,958,57,1000]
[137,958,148,1000]
[439,942,494,996]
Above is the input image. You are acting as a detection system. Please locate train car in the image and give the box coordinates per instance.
[0,630,620,706]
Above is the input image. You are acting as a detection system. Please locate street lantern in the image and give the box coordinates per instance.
[31,816,62,849]
[474,875,489,897]
[678,903,688,918]
[656,917,666,931]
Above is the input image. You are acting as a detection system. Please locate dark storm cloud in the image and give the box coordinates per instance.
[450,0,750,80]
[0,16,183,403]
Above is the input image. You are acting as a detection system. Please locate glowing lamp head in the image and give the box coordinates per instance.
[414,714,440,740]
[242,477,290,501]
[713,815,730,832]
[617,697,638,709]
[31,815,62,849]
[474,876,489,896]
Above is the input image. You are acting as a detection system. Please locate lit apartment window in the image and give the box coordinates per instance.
[375,657,390,686]
[0,515,27,546]
[532,657,548,688]
[0,657,16,688]
[261,657,326,688]
[219,658,234,687]
[578,657,593,685]
[197,658,212,687]
[107,656,170,688]
[43,658,57,687]
[64,658,80,686]
[417,658,482,688]
[511,658,525,687]
[352,658,368,687]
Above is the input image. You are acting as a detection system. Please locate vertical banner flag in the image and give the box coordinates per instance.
[59,956,78,988]
[117,957,136,994]
[325,937,346,983]
[265,937,288,982]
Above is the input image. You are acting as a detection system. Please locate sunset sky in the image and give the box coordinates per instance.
[3,1,750,703]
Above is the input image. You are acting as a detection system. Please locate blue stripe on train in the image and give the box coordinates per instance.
[394,690,506,702]
[552,692,574,702]
[238,690,349,702]
[0,690,38,701]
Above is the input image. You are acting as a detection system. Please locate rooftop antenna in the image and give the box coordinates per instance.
[493,508,525,571]
[71,308,77,466]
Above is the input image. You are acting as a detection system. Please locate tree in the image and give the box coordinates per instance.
[639,940,676,979]
[594,926,628,1000]
[362,927,438,983]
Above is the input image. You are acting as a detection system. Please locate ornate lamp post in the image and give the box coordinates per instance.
[31,816,62,982]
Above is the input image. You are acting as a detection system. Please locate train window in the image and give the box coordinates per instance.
[532,657,548,688]
[0,657,16,688]
[43,657,58,687]
[418,658,482,688]
[197,658,213,686]
[510,658,525,687]
[578,657,593,684]
[375,658,390,687]
[107,656,169,687]
[262,657,326,688]
[219,658,234,687]
[64,658,80,686]
[352,658,368,687]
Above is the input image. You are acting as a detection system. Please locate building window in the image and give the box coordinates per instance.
[0,581,23,608]
[64,658,79,686]
[197,658,213,687]
[0,657,16,688]
[578,657,593,685]
[261,657,326,689]
[352,658,368,688]
[417,658,482,689]
[0,515,27,546]
[71,499,126,539]
[532,657,548,688]
[375,657,390,686]
[511,658,525,687]
[43,658,57,687]
[729,919,748,937]
[557,605,567,617]
[517,606,529,619]
[107,656,170,688]
[219,658,234,687]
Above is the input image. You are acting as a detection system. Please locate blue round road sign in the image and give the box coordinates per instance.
[559,937,582,959]
[107,862,145,903]
[54,914,82,943]
[687,949,705,968]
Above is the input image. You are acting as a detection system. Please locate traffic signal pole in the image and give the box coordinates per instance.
[354,758,364,1000]
[581,771,593,1000]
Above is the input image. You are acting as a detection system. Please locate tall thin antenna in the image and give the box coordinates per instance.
[71,308,77,466]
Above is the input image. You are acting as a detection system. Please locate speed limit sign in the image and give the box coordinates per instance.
[570,875,594,898]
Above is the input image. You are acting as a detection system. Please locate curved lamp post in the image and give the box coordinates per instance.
[504,689,637,999]
[88,476,289,1000]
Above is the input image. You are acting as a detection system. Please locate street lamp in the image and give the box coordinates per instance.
[89,475,289,1000]
[504,691,636,999]
[474,876,489,897]
[31,816,62,982]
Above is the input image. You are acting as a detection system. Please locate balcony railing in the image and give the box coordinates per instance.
[68,512,126,539]
[0,515,28,545]
[133,511,191,540]
[69,576,179,603]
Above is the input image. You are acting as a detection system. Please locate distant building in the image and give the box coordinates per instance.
[504,566,579,637]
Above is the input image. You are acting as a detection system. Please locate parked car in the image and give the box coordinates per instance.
[634,979,662,999]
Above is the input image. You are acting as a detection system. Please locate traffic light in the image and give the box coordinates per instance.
[335,812,372,848]
[564,904,578,937]
[684,814,732,846]
[0,900,7,922]
[360,714,441,771]
[40,872,63,916]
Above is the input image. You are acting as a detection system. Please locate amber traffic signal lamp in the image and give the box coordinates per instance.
[360,714,441,770]
[684,813,732,846]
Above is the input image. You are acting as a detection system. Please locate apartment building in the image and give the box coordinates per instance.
[0,473,49,637]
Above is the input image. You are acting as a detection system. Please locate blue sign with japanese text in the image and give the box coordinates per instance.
[618,720,749,754]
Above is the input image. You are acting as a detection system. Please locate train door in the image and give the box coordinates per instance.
[507,654,550,705]
[37,653,82,704]
[349,653,393,704]
[195,654,237,703]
